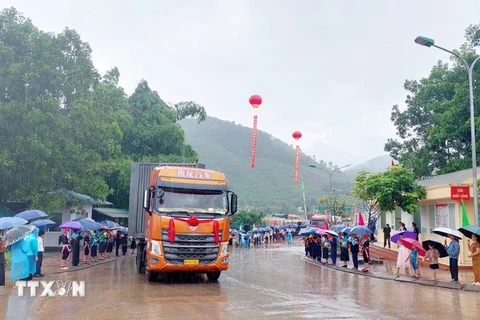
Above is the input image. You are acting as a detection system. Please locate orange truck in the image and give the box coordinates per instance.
[128,163,238,282]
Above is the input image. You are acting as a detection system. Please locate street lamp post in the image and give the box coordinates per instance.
[308,164,352,191]
[415,36,480,227]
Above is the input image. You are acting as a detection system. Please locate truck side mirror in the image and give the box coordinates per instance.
[143,189,150,211]
[230,193,238,214]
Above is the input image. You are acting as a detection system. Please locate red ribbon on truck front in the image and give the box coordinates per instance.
[168,217,220,244]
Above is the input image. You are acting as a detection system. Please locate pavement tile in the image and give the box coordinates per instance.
[463,284,480,292]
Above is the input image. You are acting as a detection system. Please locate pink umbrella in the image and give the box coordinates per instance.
[315,229,326,235]
[358,212,365,226]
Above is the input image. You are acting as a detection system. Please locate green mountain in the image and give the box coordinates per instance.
[344,155,393,179]
[179,117,353,214]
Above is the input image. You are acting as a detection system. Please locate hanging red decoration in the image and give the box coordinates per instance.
[168,219,175,243]
[249,95,262,109]
[250,95,262,168]
[294,146,300,184]
[292,131,302,141]
[293,131,302,184]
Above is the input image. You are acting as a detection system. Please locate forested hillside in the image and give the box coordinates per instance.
[180,117,353,213]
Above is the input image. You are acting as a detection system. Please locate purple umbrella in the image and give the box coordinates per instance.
[58,221,82,230]
[391,230,417,244]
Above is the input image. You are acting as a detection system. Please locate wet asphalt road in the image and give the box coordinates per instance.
[1,242,480,320]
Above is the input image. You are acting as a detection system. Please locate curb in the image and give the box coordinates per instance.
[302,256,480,292]
[45,255,135,276]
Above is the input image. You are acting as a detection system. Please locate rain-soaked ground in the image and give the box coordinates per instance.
[1,242,480,320]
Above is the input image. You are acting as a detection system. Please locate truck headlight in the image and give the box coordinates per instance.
[150,240,161,255]
[221,242,228,255]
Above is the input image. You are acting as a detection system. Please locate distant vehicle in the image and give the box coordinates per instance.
[309,214,330,230]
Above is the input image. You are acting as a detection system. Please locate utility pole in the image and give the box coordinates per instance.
[301,178,307,221]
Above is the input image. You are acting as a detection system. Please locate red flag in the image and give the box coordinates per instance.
[391,159,395,166]
[358,212,365,226]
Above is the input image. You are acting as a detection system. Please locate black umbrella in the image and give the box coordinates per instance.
[422,240,448,258]
[458,226,480,239]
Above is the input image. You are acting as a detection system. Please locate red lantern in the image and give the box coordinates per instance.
[249,95,262,109]
[292,131,302,141]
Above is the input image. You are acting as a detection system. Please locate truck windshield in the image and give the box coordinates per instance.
[156,188,228,214]
[311,220,326,227]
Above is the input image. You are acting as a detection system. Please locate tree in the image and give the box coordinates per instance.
[352,166,426,225]
[230,209,265,230]
[317,190,358,225]
[385,23,480,179]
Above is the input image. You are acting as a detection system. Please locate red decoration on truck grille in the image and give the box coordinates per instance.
[213,220,219,244]
[168,218,220,244]
[168,219,175,243]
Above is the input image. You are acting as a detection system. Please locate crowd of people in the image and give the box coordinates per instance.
[5,227,139,281]
[58,228,137,270]
[382,221,480,285]
[303,232,371,273]
[234,227,295,247]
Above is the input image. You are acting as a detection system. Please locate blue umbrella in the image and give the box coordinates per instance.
[14,210,48,221]
[300,227,320,235]
[350,225,373,235]
[30,219,56,230]
[98,220,119,228]
[340,227,352,235]
[0,217,28,229]
[330,225,345,232]
[76,218,102,231]
[117,227,128,235]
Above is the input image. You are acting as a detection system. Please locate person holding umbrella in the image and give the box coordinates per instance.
[395,234,411,276]
[445,234,460,283]
[468,233,480,285]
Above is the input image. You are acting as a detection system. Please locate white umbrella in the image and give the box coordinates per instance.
[325,230,338,237]
[432,227,462,240]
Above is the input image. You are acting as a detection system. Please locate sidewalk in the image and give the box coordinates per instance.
[1,250,134,286]
[302,249,480,292]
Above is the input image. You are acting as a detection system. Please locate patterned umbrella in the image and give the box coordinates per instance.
[2,225,36,245]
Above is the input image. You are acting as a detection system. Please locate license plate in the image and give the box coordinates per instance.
[184,259,199,265]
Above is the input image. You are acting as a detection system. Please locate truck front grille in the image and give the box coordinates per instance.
[161,230,222,264]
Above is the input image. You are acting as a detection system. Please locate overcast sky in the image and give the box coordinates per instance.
[3,0,479,166]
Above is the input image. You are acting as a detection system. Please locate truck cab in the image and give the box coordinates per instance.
[309,214,330,230]
[138,166,238,282]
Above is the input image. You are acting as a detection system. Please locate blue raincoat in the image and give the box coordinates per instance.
[25,227,39,276]
[10,239,29,280]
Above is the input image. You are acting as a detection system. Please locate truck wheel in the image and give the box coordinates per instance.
[206,271,221,281]
[137,250,146,274]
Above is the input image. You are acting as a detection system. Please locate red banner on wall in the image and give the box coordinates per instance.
[451,186,470,200]
[294,145,300,184]
[251,115,258,168]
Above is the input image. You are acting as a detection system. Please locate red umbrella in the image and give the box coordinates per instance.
[400,238,426,256]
